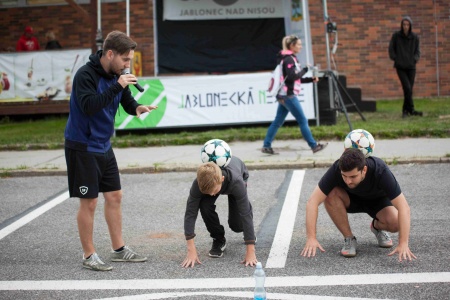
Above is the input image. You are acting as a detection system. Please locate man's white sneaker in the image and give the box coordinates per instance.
[341,236,357,257]
[82,253,113,271]
[111,245,147,262]
[370,222,393,248]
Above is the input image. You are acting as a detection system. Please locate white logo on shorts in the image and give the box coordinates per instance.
[79,186,88,195]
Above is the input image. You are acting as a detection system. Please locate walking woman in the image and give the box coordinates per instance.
[262,35,327,155]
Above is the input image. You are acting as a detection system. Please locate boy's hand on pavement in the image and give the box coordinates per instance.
[181,249,202,268]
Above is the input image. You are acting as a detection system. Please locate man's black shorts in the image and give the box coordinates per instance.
[346,193,393,219]
[65,147,121,198]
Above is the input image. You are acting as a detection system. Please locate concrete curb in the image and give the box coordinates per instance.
[2,156,449,178]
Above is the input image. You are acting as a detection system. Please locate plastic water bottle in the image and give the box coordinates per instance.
[253,262,266,300]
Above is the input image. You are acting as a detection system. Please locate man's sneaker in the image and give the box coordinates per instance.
[340,236,357,257]
[261,147,278,155]
[82,253,113,271]
[312,143,328,153]
[370,222,393,248]
[209,238,227,258]
[111,245,148,262]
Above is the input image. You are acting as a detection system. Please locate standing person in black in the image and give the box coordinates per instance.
[45,31,62,50]
[389,16,422,118]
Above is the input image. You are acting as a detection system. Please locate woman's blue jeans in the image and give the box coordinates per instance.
[263,95,317,149]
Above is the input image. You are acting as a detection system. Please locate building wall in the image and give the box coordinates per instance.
[308,0,449,99]
[1,0,448,99]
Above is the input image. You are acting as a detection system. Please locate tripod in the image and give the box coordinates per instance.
[321,0,366,131]
[324,70,366,131]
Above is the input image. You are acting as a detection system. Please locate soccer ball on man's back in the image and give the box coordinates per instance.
[344,129,375,158]
[201,139,232,168]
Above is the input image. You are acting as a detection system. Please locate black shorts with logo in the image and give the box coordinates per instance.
[65,147,121,198]
[346,194,393,219]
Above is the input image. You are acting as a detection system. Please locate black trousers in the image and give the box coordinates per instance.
[199,194,248,240]
[396,68,416,113]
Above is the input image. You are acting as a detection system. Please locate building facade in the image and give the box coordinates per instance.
[1,0,448,99]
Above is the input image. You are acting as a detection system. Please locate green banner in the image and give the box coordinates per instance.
[114,79,167,129]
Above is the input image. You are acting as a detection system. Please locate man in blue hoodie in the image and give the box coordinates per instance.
[64,31,157,271]
[389,16,422,118]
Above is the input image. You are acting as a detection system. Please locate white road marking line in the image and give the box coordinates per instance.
[266,170,305,268]
[118,88,164,129]
[94,291,392,300]
[1,272,448,291]
[0,190,70,241]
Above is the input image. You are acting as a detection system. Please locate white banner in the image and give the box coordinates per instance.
[163,0,285,20]
[115,72,315,129]
[0,49,90,102]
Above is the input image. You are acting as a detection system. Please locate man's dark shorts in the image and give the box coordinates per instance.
[346,193,393,219]
[65,147,121,198]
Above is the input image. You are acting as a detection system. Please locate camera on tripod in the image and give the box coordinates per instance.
[326,21,337,33]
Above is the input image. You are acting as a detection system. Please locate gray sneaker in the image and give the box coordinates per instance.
[111,245,147,262]
[82,253,113,271]
[370,222,393,248]
[341,236,357,257]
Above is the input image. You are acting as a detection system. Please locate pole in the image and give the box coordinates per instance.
[313,66,320,126]
[97,0,101,31]
[153,0,159,76]
[95,0,103,51]
[322,0,334,110]
[126,0,130,36]
[433,0,440,96]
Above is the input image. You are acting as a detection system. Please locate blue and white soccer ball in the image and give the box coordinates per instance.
[344,129,375,158]
[201,139,232,168]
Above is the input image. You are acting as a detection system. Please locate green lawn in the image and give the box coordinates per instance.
[0,97,449,151]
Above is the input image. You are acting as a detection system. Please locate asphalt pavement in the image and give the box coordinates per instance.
[1,139,450,299]
[0,137,449,176]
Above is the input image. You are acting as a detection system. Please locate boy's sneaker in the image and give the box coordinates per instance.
[261,147,278,155]
[312,143,328,153]
[209,238,227,258]
[340,236,357,257]
[111,245,148,262]
[370,222,393,248]
[82,253,113,271]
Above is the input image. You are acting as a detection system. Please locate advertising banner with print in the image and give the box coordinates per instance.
[163,0,286,20]
[115,72,316,130]
[0,49,90,102]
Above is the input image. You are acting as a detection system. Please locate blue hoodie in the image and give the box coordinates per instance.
[64,50,140,153]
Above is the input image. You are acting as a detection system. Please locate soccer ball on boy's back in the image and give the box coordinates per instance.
[344,129,375,158]
[201,139,232,168]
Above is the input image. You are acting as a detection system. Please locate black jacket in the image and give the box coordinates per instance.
[388,16,420,70]
[45,40,62,50]
[277,50,313,96]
